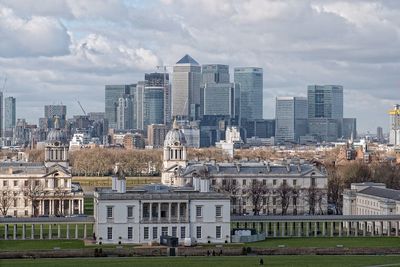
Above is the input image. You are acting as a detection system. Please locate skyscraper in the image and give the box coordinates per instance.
[0,92,3,137]
[275,97,308,143]
[307,85,343,119]
[44,105,67,128]
[203,83,238,118]
[234,67,263,121]
[307,85,344,142]
[142,87,164,132]
[145,72,170,125]
[116,95,133,130]
[201,64,229,85]
[105,84,134,129]
[389,104,400,146]
[4,96,16,137]
[171,54,201,120]
[377,126,384,143]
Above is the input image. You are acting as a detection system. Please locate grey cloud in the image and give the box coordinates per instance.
[0,0,399,132]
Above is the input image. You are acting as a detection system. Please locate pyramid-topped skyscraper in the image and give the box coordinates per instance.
[172,54,201,120]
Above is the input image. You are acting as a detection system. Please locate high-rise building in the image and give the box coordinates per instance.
[147,124,169,148]
[275,97,308,143]
[171,54,201,120]
[203,83,238,118]
[105,85,133,129]
[201,64,229,85]
[307,85,343,142]
[341,118,357,140]
[4,96,16,137]
[389,104,400,146]
[143,86,164,132]
[116,95,133,130]
[377,126,384,143]
[44,105,67,129]
[234,67,263,121]
[145,73,170,125]
[132,82,144,130]
[307,85,343,119]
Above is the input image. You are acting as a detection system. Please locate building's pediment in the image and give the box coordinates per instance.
[43,164,71,178]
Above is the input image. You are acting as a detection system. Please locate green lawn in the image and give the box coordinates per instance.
[0,240,85,251]
[1,256,400,267]
[250,237,400,248]
[84,197,94,215]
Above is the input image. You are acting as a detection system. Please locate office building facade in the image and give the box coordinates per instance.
[4,96,16,137]
[234,67,263,121]
[105,85,134,129]
[142,87,164,133]
[275,97,308,143]
[201,64,229,85]
[172,55,201,120]
[145,73,171,125]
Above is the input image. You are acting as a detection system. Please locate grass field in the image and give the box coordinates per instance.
[84,197,94,215]
[250,237,400,248]
[2,256,400,267]
[0,240,85,251]
[2,237,400,251]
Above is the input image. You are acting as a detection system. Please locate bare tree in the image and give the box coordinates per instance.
[21,180,47,217]
[303,186,326,215]
[327,166,344,214]
[276,183,295,215]
[244,180,269,215]
[0,187,18,216]
[54,186,69,216]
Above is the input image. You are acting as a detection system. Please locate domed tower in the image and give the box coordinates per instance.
[161,119,187,185]
[44,117,69,168]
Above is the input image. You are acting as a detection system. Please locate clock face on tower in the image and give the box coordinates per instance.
[174,142,179,146]
[54,141,60,147]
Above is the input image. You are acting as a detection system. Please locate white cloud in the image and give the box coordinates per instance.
[0,0,399,132]
[0,4,71,57]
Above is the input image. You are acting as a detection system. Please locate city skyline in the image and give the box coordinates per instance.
[0,0,399,132]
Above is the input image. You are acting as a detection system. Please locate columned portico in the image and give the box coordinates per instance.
[231,215,400,239]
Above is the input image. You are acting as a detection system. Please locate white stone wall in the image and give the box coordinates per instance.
[94,196,230,244]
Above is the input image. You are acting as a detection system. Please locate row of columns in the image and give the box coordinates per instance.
[144,202,189,222]
[38,199,84,216]
[235,220,400,238]
[1,223,92,240]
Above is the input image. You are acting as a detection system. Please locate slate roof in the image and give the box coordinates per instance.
[95,184,229,200]
[359,186,400,201]
[176,54,199,65]
[0,162,47,175]
[181,162,324,178]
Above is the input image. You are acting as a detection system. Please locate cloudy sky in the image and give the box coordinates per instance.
[0,0,399,133]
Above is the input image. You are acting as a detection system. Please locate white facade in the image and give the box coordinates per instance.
[0,120,84,217]
[69,132,91,151]
[343,183,400,216]
[94,185,231,245]
[343,183,400,232]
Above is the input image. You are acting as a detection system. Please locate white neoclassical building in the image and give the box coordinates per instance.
[161,121,328,215]
[0,118,84,217]
[343,183,400,216]
[94,124,230,245]
[343,182,400,233]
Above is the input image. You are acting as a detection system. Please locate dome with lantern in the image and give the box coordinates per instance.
[46,116,68,145]
[164,119,186,147]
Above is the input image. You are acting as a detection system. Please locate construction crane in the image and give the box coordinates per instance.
[75,98,87,115]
